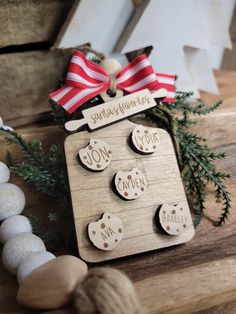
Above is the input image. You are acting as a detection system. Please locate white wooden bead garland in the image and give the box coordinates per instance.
[0,160,90,311]
[0,161,10,183]
[2,232,46,274]
[0,183,26,221]
[17,251,56,284]
[0,215,32,244]
[0,161,55,278]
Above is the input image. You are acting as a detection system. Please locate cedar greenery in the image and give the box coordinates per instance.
[145,91,231,226]
[0,89,231,243]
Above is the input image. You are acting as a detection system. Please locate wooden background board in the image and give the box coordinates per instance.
[0,50,71,127]
[0,1,234,128]
[0,70,236,313]
[65,120,194,262]
[0,0,75,47]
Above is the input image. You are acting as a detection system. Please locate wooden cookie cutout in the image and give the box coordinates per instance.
[131,125,160,154]
[114,168,147,200]
[78,139,112,171]
[158,203,192,235]
[88,212,123,251]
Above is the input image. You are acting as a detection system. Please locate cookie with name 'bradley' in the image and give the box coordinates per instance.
[158,203,193,236]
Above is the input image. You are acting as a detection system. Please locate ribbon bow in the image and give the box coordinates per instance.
[49,51,175,114]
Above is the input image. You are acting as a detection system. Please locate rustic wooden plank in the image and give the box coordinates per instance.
[0,0,75,47]
[135,257,236,314]
[0,50,71,127]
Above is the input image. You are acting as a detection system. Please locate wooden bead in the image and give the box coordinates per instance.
[88,212,123,251]
[131,125,160,154]
[2,232,46,274]
[114,168,147,200]
[0,161,10,183]
[17,251,55,284]
[100,88,123,103]
[0,215,32,244]
[0,183,26,221]
[17,255,88,310]
[78,139,112,171]
[100,58,122,76]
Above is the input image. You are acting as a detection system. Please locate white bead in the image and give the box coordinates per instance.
[0,116,3,126]
[2,232,46,275]
[0,162,10,183]
[0,183,26,221]
[17,251,56,284]
[100,58,122,76]
[0,215,32,244]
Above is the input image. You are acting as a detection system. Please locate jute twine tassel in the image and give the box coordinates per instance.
[74,267,141,314]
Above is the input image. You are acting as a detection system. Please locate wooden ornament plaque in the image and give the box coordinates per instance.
[65,120,194,263]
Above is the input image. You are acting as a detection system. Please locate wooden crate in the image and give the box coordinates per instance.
[0,0,75,126]
[0,0,75,47]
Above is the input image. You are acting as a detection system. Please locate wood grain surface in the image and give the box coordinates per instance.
[0,0,75,47]
[0,70,235,313]
[65,120,194,262]
[0,50,71,127]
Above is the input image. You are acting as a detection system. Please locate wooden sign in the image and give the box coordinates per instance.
[114,168,147,200]
[158,203,192,236]
[78,139,112,171]
[88,212,123,251]
[64,120,195,262]
[65,89,156,132]
[131,125,160,154]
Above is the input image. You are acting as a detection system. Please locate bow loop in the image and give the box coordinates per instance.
[66,51,109,89]
[49,51,175,114]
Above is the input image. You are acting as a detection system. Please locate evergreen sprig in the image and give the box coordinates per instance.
[1,128,70,205]
[145,91,231,226]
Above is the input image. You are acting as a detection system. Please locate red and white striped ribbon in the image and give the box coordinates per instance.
[156,73,175,103]
[49,51,175,113]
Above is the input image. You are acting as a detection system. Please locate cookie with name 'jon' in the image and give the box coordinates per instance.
[158,203,191,236]
[114,168,147,200]
[88,212,123,251]
[78,139,112,171]
[131,125,160,154]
